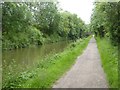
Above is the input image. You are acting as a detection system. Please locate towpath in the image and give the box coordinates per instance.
[53,37,108,88]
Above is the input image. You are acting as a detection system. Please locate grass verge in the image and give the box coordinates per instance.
[96,37,118,88]
[3,36,91,88]
[21,37,91,88]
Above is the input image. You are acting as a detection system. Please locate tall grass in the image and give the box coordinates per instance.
[3,37,91,88]
[96,37,118,88]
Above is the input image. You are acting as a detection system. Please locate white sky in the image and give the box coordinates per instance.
[58,0,95,24]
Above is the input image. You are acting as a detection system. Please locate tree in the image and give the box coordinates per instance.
[90,2,119,45]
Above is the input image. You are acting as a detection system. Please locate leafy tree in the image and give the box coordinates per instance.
[33,2,59,36]
[90,2,119,45]
[2,2,43,49]
[2,1,88,50]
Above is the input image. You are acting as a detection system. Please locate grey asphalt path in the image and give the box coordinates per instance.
[53,37,108,88]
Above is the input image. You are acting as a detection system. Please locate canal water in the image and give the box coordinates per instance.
[2,41,69,73]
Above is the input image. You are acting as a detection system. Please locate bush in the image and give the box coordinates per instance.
[2,26,44,50]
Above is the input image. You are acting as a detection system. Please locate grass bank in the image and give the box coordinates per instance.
[96,37,118,88]
[3,36,91,88]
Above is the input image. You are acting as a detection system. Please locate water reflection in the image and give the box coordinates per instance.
[2,41,69,68]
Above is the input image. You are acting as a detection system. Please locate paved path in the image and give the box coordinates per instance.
[53,37,108,88]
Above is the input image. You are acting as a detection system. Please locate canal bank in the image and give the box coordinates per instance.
[2,36,91,88]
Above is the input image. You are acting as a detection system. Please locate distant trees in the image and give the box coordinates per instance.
[2,2,88,50]
[90,2,119,45]
[58,11,86,40]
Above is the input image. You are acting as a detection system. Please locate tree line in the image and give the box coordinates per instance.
[90,2,120,45]
[2,2,89,50]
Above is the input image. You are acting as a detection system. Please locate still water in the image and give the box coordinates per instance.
[2,41,69,70]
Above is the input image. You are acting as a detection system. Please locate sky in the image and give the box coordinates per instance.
[58,0,95,24]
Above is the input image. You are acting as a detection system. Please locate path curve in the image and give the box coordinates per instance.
[53,37,108,88]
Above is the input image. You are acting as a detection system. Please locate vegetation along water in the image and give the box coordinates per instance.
[1,1,119,89]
